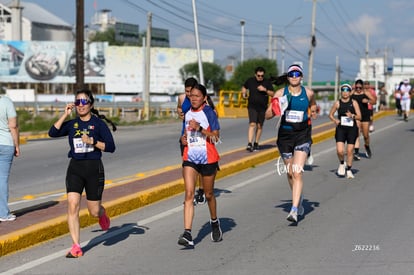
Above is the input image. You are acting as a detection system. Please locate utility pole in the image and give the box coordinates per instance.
[365,30,369,81]
[75,0,84,90]
[10,0,23,40]
[240,20,245,63]
[268,24,272,60]
[144,12,152,121]
[334,56,340,102]
[192,0,204,84]
[307,0,317,89]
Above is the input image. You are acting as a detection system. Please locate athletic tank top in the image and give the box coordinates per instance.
[281,86,309,130]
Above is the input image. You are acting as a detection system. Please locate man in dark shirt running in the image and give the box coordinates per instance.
[242,66,274,151]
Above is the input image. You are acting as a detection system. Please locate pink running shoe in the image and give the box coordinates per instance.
[99,207,110,231]
[66,244,83,258]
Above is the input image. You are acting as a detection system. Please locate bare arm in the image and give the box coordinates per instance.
[265,103,274,120]
[8,116,20,157]
[306,88,318,119]
[365,89,377,105]
[177,94,185,120]
[328,101,340,125]
[54,103,74,130]
[241,86,248,99]
[352,99,362,121]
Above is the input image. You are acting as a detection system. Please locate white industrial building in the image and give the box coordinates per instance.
[0,0,73,41]
[357,57,414,97]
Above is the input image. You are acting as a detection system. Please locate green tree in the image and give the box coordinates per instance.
[231,58,278,88]
[89,28,123,45]
[179,62,225,94]
[89,28,140,46]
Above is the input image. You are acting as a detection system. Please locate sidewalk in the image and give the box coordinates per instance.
[0,112,392,257]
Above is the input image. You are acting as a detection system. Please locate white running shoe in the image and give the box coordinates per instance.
[337,164,346,176]
[286,210,298,223]
[369,124,375,132]
[0,214,16,222]
[306,154,314,165]
[346,170,354,179]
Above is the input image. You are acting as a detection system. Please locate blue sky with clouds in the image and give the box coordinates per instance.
[22,0,414,82]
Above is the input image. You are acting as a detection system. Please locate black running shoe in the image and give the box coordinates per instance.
[353,153,361,161]
[365,145,372,158]
[178,231,194,247]
[210,219,223,242]
[194,189,206,205]
[253,142,259,151]
[246,143,253,152]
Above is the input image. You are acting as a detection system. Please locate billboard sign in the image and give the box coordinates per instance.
[105,46,214,94]
[0,40,107,83]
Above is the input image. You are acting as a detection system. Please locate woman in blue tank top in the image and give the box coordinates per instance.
[265,64,317,224]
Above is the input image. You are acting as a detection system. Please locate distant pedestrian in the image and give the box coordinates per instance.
[352,79,376,160]
[178,84,222,247]
[265,64,317,223]
[0,95,20,222]
[242,66,274,152]
[400,79,412,121]
[378,85,388,110]
[394,82,403,116]
[48,89,116,258]
[328,84,361,179]
[365,81,377,132]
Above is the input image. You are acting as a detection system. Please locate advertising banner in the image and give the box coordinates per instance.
[0,40,107,83]
[105,47,214,94]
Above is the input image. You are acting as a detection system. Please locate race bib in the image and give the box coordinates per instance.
[340,116,354,127]
[285,110,304,123]
[73,138,94,153]
[187,130,206,148]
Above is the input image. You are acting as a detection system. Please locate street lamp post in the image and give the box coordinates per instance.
[240,20,245,63]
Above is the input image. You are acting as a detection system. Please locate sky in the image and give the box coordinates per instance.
[20,0,414,82]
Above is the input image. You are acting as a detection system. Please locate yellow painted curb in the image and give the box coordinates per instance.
[0,111,393,257]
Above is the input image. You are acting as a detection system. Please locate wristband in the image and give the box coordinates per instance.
[92,138,98,146]
[198,126,203,132]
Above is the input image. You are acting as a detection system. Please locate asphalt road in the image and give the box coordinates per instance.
[1,115,413,274]
[9,116,328,211]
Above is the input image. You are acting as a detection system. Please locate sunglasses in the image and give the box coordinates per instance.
[256,74,264,78]
[355,86,362,90]
[287,71,302,78]
[74,98,90,106]
[341,87,352,92]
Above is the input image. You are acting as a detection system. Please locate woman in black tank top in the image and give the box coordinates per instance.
[351,79,377,160]
[329,84,361,179]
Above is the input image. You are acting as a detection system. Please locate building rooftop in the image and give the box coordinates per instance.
[0,0,71,27]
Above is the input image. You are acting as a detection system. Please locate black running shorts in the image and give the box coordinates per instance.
[65,159,105,201]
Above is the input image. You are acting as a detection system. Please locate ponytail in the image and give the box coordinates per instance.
[91,108,117,132]
[270,73,288,86]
